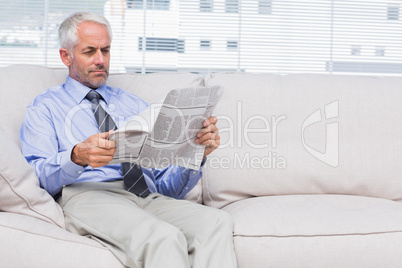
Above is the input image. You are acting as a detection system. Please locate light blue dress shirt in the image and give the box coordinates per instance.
[20,76,203,198]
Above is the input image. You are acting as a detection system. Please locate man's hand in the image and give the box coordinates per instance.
[71,130,116,168]
[195,116,220,158]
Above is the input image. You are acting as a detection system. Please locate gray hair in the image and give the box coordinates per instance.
[58,12,112,55]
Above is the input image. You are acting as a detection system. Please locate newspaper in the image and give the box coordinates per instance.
[108,85,223,170]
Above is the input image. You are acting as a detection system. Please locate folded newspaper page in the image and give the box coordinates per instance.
[108,85,224,170]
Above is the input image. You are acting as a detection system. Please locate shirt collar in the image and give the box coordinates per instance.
[64,75,110,104]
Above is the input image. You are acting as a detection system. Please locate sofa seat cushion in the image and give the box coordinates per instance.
[223,194,402,268]
[0,212,124,267]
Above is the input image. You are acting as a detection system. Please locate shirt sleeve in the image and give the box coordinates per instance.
[143,163,205,199]
[20,105,84,196]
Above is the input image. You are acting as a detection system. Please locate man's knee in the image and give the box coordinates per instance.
[148,219,188,247]
[212,209,234,231]
[128,220,189,267]
[196,208,234,238]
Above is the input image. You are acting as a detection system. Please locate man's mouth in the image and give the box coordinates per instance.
[90,69,107,75]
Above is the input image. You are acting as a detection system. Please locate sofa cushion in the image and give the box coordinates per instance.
[0,64,204,146]
[203,73,402,208]
[0,129,65,228]
[107,72,205,104]
[223,195,402,267]
[0,65,204,202]
[0,65,69,146]
[0,212,124,267]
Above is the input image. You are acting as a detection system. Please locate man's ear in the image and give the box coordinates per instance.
[59,48,72,67]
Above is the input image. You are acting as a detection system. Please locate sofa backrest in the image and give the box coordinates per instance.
[0,64,204,203]
[0,64,204,146]
[203,72,402,208]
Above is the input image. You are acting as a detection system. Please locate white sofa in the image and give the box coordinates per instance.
[2,64,402,267]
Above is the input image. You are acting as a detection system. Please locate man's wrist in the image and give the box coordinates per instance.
[60,148,86,178]
[71,144,86,167]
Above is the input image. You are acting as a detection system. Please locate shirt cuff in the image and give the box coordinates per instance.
[176,166,204,199]
[59,147,86,178]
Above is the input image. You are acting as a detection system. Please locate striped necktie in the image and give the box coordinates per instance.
[85,90,150,197]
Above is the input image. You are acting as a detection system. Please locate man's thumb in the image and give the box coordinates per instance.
[100,130,114,139]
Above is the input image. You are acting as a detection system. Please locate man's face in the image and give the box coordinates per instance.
[68,21,111,89]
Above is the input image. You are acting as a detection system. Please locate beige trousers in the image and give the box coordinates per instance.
[58,181,237,268]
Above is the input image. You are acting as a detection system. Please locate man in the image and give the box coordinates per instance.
[20,12,237,268]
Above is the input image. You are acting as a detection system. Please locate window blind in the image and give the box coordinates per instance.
[0,0,401,75]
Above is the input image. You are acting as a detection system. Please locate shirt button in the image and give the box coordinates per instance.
[192,171,197,175]
[185,187,189,190]
[78,171,83,174]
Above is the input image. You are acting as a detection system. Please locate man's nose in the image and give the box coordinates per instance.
[94,49,105,65]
